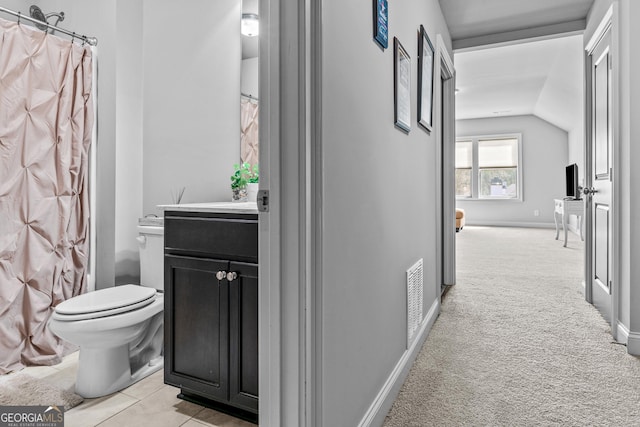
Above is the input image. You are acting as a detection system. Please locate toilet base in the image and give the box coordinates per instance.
[75,346,163,398]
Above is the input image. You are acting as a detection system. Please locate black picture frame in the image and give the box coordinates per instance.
[417,25,434,132]
[372,0,389,49]
[394,37,411,133]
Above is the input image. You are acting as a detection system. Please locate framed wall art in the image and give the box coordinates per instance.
[394,37,411,133]
[417,25,434,131]
[373,0,389,49]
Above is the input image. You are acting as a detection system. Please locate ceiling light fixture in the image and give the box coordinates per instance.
[241,13,259,37]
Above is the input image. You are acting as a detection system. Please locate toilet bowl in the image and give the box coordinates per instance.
[48,221,165,398]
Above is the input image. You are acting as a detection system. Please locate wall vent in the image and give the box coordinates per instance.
[406,259,424,348]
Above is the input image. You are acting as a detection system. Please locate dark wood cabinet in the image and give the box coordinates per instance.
[164,211,258,421]
[228,261,259,409]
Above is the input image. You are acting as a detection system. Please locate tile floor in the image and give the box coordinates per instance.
[22,352,257,427]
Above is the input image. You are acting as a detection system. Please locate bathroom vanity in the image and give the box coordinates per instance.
[161,202,258,422]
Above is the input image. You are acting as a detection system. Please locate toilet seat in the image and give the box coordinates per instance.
[53,285,157,321]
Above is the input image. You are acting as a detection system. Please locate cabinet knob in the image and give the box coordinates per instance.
[216,271,227,281]
[226,271,238,281]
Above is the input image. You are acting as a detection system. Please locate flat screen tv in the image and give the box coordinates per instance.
[565,163,579,200]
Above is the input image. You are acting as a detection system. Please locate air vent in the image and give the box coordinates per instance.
[406,259,424,348]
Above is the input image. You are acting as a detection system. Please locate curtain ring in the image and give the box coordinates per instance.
[71,32,76,43]
[17,12,21,25]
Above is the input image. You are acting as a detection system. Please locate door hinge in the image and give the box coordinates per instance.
[257,189,269,212]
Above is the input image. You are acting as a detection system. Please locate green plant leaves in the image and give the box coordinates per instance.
[230,162,259,189]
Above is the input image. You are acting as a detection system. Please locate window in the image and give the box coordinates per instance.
[455,134,522,200]
[455,140,472,197]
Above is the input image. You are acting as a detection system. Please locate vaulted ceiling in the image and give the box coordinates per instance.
[440,0,595,133]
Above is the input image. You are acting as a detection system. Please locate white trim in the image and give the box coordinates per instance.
[258,0,282,424]
[567,223,582,236]
[617,321,629,344]
[455,133,524,201]
[610,1,621,345]
[357,299,441,427]
[464,221,556,229]
[627,332,640,356]
[454,19,586,52]
[585,7,613,53]
[435,34,456,289]
[618,321,640,355]
[455,198,524,203]
[307,0,323,425]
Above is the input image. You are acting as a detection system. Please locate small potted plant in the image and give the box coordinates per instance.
[245,163,259,202]
[230,163,248,202]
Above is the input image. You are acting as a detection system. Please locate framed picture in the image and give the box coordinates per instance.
[373,0,388,49]
[394,37,411,133]
[418,25,434,131]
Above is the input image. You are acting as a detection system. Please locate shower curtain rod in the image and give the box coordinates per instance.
[241,92,259,101]
[0,6,98,46]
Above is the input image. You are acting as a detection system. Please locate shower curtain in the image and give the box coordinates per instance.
[0,18,94,373]
[240,98,259,166]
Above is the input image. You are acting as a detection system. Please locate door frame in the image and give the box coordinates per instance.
[584,3,620,340]
[435,34,456,291]
[258,0,282,423]
[258,0,316,425]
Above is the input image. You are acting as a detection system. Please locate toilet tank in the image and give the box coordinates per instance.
[137,218,164,291]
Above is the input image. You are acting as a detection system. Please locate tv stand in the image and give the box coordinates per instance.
[554,199,584,247]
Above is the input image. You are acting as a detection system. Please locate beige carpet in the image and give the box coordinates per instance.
[384,226,640,426]
[0,371,83,410]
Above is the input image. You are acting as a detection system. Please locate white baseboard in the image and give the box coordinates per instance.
[628,333,640,355]
[615,321,640,355]
[357,298,440,427]
[466,221,556,229]
[617,321,629,344]
[567,223,582,236]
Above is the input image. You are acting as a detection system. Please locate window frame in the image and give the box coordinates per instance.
[455,133,523,202]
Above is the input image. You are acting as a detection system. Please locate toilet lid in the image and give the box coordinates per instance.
[54,285,157,320]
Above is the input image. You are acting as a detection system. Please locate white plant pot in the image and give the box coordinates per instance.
[247,183,259,203]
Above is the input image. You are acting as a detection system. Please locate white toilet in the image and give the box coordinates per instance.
[49,221,165,398]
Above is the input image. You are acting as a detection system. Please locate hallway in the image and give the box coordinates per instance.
[384,226,640,426]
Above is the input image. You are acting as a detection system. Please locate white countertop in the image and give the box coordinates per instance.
[158,201,258,214]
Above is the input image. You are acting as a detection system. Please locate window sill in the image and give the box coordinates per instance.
[456,197,523,202]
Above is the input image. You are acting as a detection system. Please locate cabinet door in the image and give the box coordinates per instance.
[165,255,229,401]
[228,261,259,412]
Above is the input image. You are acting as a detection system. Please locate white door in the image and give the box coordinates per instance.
[585,23,614,326]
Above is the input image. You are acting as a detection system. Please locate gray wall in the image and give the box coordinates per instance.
[16,0,244,285]
[626,0,640,336]
[321,0,451,424]
[456,115,568,226]
[241,57,259,98]
[567,127,584,233]
[114,0,144,284]
[142,0,241,216]
[625,0,640,335]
